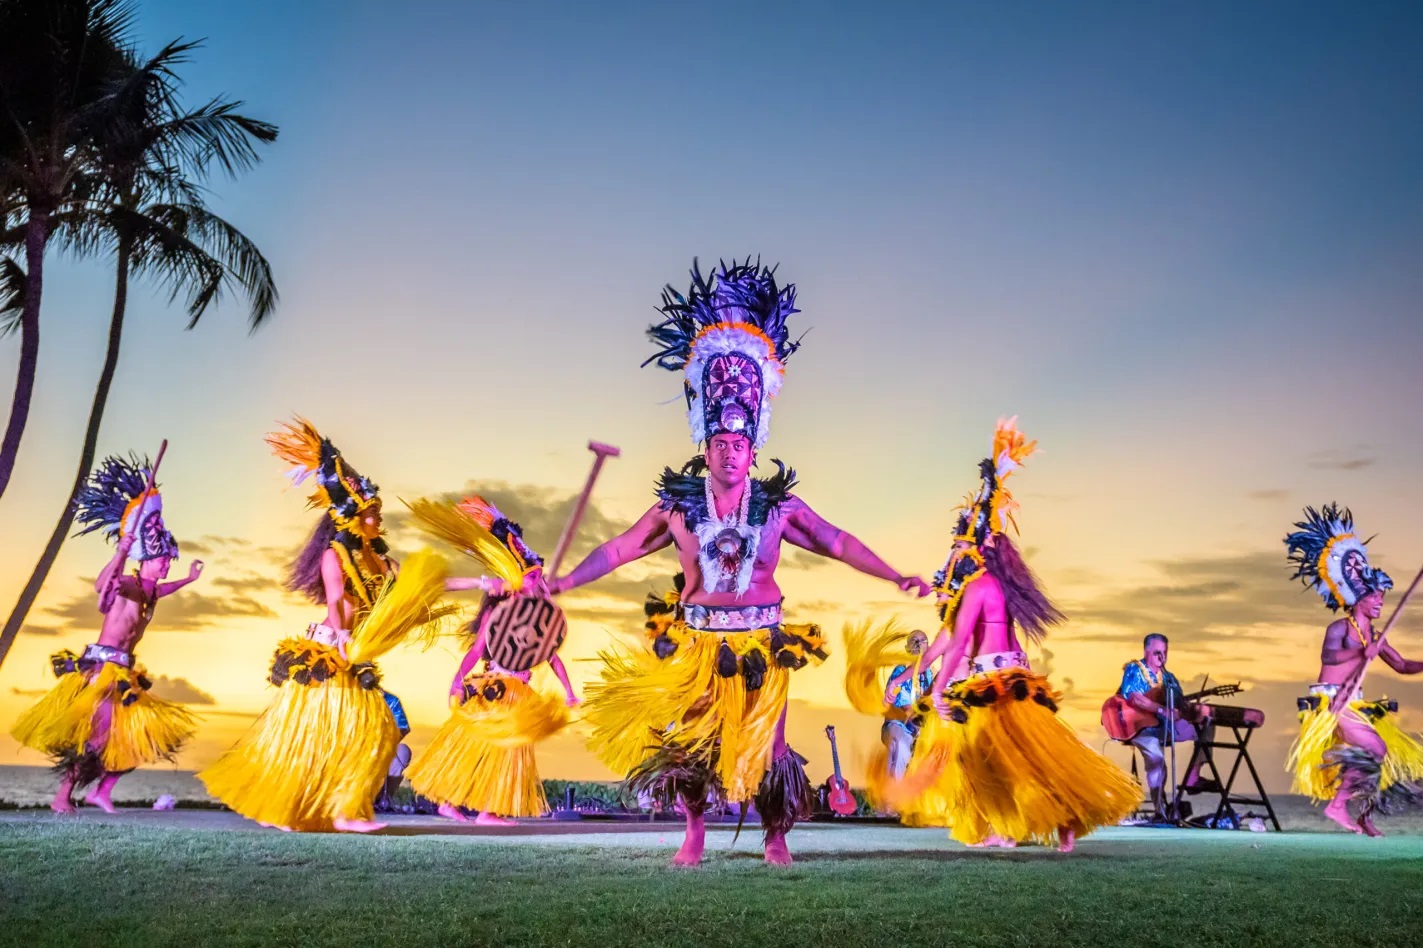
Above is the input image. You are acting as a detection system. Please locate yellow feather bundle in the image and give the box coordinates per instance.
[348,548,455,662]
[843,619,916,716]
[403,497,527,589]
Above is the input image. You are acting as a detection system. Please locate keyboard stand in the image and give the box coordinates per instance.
[1173,721,1281,832]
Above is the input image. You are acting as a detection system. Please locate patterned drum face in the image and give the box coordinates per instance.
[484,595,568,672]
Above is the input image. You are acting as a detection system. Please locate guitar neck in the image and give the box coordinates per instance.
[827,732,843,778]
[1182,685,1235,703]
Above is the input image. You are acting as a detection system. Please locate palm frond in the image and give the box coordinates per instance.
[0,256,26,337]
[159,99,280,179]
[123,201,277,329]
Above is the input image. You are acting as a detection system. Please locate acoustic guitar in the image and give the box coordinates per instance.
[1101,682,1240,742]
[824,725,856,816]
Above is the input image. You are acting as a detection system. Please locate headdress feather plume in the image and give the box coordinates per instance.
[644,257,802,448]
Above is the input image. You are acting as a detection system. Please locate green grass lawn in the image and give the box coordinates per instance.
[2,815,1422,947]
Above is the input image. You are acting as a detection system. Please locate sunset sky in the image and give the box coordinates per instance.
[3,1,1422,793]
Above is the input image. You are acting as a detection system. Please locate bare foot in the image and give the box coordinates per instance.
[333,818,386,833]
[763,831,793,866]
[50,797,77,815]
[1323,798,1363,834]
[1359,814,1384,838]
[1057,828,1076,853]
[257,821,294,832]
[83,790,117,814]
[474,812,517,826]
[969,834,1016,849]
[438,803,471,823]
[672,812,706,866]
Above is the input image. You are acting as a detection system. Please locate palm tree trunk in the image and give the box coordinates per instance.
[0,239,130,670]
[0,212,50,500]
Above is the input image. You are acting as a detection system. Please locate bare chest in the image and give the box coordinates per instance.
[669,512,785,600]
[98,595,153,650]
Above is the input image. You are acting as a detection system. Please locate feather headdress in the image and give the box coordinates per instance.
[404,494,542,591]
[950,416,1037,549]
[1285,504,1393,612]
[267,417,381,536]
[644,258,801,449]
[73,454,178,562]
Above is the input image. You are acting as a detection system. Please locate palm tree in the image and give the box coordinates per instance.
[0,0,136,499]
[0,38,279,667]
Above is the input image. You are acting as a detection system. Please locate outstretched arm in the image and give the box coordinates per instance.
[782,498,930,596]
[446,576,508,594]
[1380,641,1423,675]
[547,504,673,596]
[158,560,204,598]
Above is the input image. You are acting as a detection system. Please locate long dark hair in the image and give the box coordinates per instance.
[984,533,1064,645]
[287,515,337,604]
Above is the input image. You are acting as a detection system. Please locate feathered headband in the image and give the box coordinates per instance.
[267,417,381,536]
[73,455,179,562]
[1285,504,1393,612]
[644,258,801,450]
[404,494,542,591]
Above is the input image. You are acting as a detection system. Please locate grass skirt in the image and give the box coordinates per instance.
[406,673,569,817]
[583,619,825,803]
[199,550,448,830]
[199,638,398,830]
[1288,699,1423,802]
[888,669,1138,845]
[10,655,195,774]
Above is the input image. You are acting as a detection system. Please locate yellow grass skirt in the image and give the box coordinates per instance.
[890,669,1138,845]
[406,673,569,817]
[199,548,448,830]
[198,638,398,831]
[1287,699,1423,802]
[583,620,825,802]
[10,656,196,773]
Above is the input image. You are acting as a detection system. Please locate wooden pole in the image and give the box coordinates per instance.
[548,441,620,580]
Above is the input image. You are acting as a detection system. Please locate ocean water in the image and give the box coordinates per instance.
[0,765,214,807]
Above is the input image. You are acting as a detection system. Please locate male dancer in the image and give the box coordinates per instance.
[1285,504,1423,835]
[12,455,203,813]
[551,259,929,866]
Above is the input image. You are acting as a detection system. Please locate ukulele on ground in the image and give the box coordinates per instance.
[824,725,856,816]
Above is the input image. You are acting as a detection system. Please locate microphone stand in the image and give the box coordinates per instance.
[1165,674,1181,825]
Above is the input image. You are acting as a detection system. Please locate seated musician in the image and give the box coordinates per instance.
[882,630,935,779]
[1117,633,1216,816]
